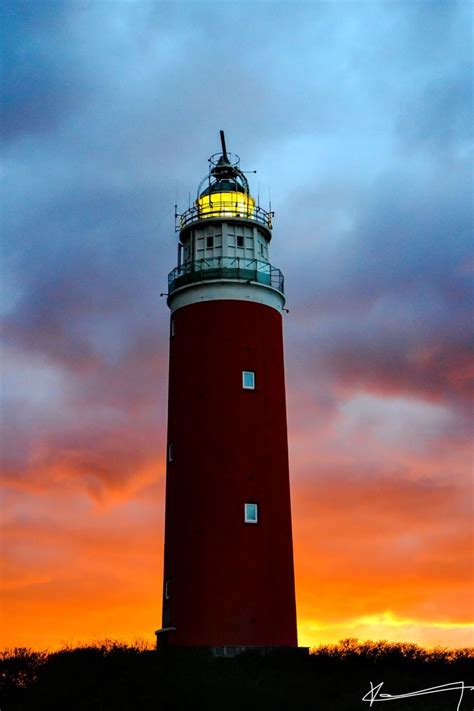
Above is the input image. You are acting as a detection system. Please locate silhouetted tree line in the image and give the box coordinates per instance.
[1,639,472,710]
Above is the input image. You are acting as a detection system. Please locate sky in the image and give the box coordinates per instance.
[1,0,473,651]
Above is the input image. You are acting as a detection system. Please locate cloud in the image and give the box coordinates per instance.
[0,1,92,141]
[1,340,168,501]
[293,472,473,624]
[1,486,163,648]
[283,162,473,416]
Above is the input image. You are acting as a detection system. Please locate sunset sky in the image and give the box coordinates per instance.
[1,1,473,651]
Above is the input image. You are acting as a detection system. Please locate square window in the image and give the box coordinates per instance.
[242,371,255,389]
[206,236,214,248]
[244,503,258,524]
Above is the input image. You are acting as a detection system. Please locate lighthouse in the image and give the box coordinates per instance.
[157,133,298,652]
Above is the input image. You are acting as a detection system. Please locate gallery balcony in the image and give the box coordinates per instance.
[168,256,284,295]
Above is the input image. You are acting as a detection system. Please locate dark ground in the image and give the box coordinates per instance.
[1,639,473,710]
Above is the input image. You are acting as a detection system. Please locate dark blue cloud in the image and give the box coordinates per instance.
[397,68,473,154]
[0,1,91,140]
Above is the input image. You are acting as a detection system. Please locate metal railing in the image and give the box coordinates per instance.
[168,257,284,294]
[177,203,273,231]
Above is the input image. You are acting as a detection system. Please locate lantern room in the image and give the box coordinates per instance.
[195,145,257,223]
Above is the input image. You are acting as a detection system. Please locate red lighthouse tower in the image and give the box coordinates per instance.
[157,133,298,652]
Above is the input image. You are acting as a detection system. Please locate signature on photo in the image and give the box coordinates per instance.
[362,680,474,710]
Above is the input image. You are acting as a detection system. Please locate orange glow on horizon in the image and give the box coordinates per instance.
[1,390,472,652]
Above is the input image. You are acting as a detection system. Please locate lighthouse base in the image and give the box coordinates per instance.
[155,630,308,658]
[208,645,309,658]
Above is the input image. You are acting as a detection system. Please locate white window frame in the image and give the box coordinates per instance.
[244,503,258,524]
[242,370,255,390]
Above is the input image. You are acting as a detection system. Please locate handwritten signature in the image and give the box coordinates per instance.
[362,681,474,711]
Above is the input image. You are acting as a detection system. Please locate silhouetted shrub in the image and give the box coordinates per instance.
[1,639,472,710]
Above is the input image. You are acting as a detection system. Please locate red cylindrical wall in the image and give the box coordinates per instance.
[161,298,297,648]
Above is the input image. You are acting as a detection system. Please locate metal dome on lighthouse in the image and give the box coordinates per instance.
[158,132,298,653]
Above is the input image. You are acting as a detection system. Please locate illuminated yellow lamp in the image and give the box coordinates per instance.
[197,190,256,220]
